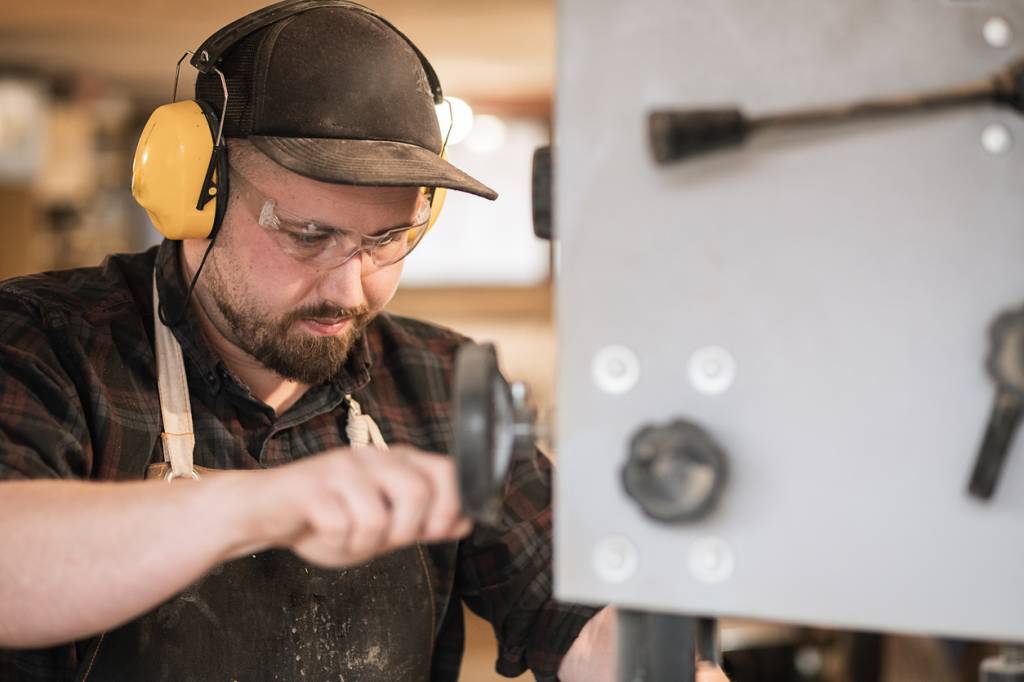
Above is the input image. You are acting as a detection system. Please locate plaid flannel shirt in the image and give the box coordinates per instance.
[0,241,597,681]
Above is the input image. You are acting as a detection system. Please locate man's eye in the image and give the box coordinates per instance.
[286,226,332,247]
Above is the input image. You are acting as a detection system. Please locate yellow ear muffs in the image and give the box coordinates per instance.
[427,186,446,231]
[423,145,450,232]
[132,99,227,241]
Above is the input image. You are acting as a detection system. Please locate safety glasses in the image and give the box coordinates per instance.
[230,168,432,270]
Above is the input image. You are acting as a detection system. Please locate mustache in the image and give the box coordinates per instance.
[281,302,371,325]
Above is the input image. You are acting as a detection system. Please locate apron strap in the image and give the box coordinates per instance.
[345,395,389,450]
[152,270,197,479]
[152,269,388,477]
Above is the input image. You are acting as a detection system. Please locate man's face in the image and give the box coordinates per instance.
[194,146,423,385]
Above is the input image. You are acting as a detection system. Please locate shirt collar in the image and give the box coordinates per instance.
[153,239,373,398]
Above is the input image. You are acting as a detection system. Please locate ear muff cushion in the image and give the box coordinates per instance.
[198,98,231,241]
[132,100,221,240]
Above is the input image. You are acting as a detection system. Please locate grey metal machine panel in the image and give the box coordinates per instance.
[554,0,1024,641]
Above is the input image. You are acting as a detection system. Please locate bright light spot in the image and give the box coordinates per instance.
[436,96,474,146]
[466,114,508,154]
[0,79,37,151]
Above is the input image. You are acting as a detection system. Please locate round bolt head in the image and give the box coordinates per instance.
[982,123,1012,156]
[688,346,737,395]
[688,536,735,584]
[592,345,640,395]
[592,535,640,584]
[984,16,1013,49]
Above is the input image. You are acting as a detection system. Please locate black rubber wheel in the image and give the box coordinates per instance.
[453,342,509,520]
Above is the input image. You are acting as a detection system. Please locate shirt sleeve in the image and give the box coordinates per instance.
[456,448,601,681]
[0,295,90,481]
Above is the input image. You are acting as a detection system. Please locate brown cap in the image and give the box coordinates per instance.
[195,4,497,200]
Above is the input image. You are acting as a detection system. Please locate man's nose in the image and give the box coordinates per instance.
[316,249,370,307]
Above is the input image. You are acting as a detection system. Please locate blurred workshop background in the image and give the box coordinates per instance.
[0,2,1001,680]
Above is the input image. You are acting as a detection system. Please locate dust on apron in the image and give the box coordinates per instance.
[75,273,436,681]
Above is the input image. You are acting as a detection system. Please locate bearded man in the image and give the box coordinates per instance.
[0,2,727,681]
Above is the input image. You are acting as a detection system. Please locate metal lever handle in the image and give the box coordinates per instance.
[651,56,1024,163]
[969,388,1023,500]
[969,305,1024,501]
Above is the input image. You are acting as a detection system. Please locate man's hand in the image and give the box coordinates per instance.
[559,607,730,682]
[242,446,472,566]
[0,445,470,648]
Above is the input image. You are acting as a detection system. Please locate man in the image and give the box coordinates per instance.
[0,2,725,680]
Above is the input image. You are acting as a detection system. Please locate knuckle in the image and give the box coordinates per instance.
[362,509,389,537]
[400,472,430,506]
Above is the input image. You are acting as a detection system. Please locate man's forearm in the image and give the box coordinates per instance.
[0,445,473,649]
[0,475,261,648]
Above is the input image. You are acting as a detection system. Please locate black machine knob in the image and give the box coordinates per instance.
[969,307,1024,500]
[531,145,553,240]
[622,419,728,522]
[649,109,749,164]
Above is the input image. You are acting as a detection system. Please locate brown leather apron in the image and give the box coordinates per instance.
[74,275,437,681]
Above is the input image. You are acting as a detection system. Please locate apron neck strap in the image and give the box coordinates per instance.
[153,270,197,479]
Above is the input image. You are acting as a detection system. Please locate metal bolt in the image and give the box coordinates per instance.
[984,17,1013,48]
[794,647,825,677]
[982,123,1012,155]
[592,345,640,395]
[688,536,735,584]
[688,346,737,396]
[592,535,640,584]
[510,381,529,407]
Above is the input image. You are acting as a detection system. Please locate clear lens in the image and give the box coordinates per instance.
[232,168,431,270]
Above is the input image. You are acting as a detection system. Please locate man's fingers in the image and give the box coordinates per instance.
[360,450,432,548]
[285,469,353,566]
[398,450,470,539]
[279,447,473,568]
[324,456,389,560]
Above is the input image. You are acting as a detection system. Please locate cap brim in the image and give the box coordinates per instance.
[250,136,498,201]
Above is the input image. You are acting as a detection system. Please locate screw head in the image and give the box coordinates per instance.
[688,536,735,584]
[592,345,640,395]
[592,535,640,584]
[982,123,1012,155]
[984,16,1013,49]
[688,346,737,395]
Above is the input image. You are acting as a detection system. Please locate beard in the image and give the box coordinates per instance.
[203,258,373,386]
